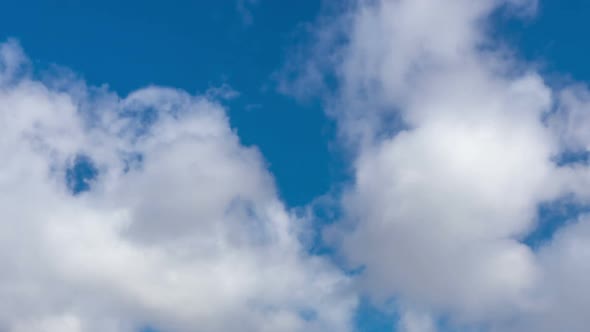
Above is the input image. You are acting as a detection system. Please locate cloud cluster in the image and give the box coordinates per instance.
[4,0,590,330]
[284,0,590,331]
[0,40,355,332]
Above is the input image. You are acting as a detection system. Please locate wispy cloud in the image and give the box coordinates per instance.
[236,0,260,26]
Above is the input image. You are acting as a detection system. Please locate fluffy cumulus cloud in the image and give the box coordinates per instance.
[284,0,590,331]
[0,40,356,332]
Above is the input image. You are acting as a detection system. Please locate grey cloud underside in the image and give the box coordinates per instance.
[0,40,355,332]
[284,0,590,331]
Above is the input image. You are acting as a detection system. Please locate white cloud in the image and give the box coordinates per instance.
[512,215,590,332]
[0,40,355,332]
[284,0,590,330]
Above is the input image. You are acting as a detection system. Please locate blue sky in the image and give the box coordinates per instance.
[0,0,337,208]
[2,1,590,332]
[2,0,588,207]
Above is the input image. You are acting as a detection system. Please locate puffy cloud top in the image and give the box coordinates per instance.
[0,40,355,332]
[283,0,590,331]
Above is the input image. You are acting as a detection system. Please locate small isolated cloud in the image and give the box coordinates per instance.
[205,83,240,100]
[283,0,590,331]
[0,40,356,332]
[236,0,260,26]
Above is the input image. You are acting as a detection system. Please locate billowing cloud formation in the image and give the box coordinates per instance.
[285,0,590,331]
[0,40,355,332]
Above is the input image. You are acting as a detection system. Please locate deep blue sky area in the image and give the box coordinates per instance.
[0,0,335,207]
[2,0,590,209]
[2,1,590,331]
[498,0,590,83]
